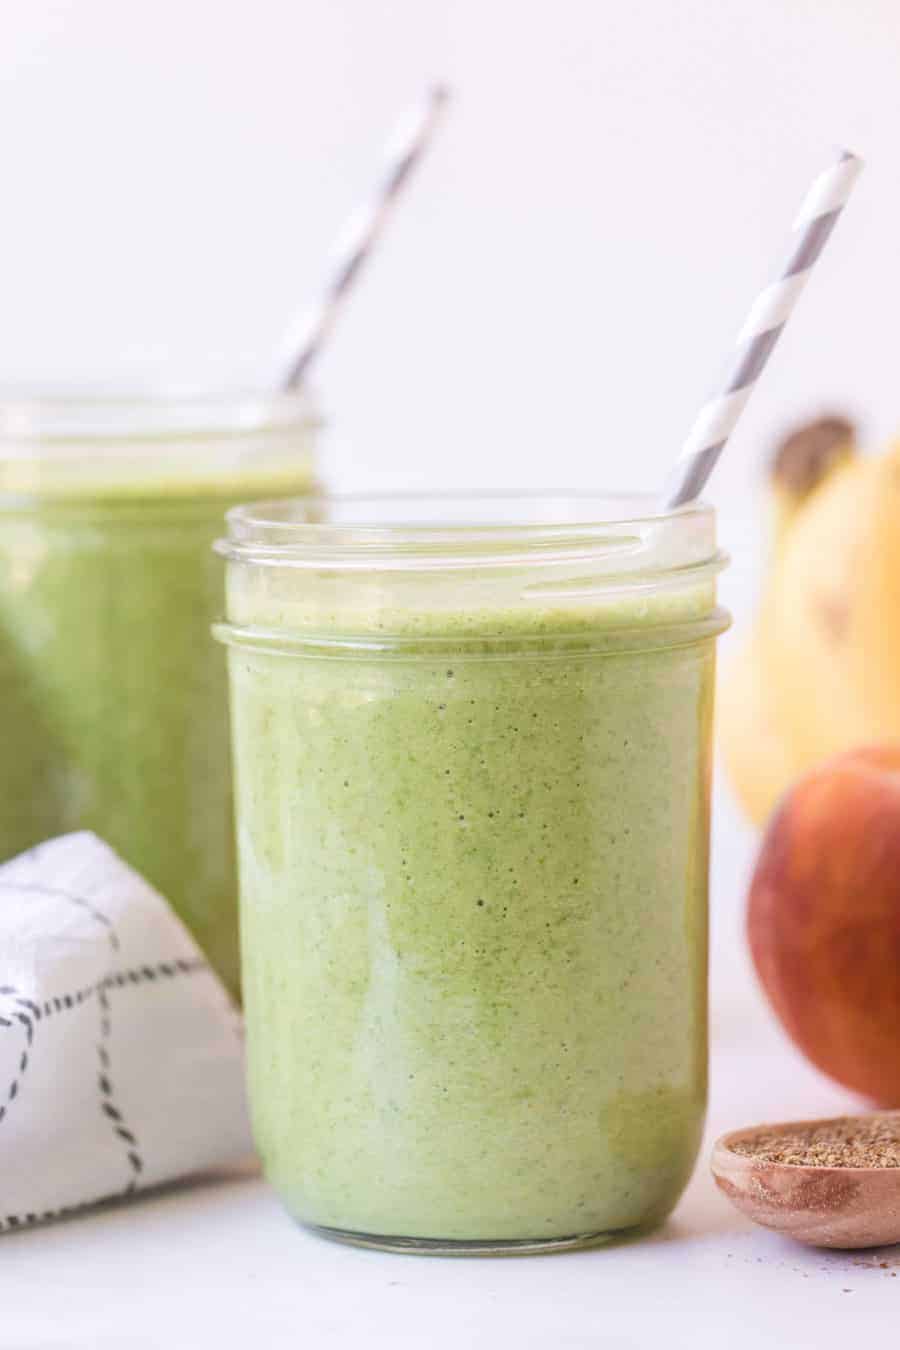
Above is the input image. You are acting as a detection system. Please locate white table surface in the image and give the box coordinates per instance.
[4,795,896,1349]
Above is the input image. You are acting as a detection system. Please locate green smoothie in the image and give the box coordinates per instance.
[220,498,727,1249]
[0,397,315,997]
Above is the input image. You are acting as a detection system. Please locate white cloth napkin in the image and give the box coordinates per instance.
[0,832,253,1232]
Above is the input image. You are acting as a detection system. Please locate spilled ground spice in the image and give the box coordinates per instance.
[731,1114,900,1169]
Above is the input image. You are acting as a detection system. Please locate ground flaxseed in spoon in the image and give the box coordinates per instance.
[730,1115,900,1169]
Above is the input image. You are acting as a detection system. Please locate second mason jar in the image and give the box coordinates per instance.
[0,391,317,997]
[216,493,729,1252]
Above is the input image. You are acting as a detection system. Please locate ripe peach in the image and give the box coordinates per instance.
[748,746,900,1104]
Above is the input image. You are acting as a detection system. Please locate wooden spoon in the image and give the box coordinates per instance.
[711,1114,900,1249]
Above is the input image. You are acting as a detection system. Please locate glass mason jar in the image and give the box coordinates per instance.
[215,493,729,1253]
[0,391,318,998]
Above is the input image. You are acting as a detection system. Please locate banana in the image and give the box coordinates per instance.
[718,416,892,824]
[718,622,799,827]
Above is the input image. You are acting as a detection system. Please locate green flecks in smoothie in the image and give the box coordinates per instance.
[229,591,716,1241]
[0,465,314,997]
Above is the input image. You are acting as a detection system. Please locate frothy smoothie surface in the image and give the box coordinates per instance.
[226,575,723,1244]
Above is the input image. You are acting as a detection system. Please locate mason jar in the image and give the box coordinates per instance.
[0,391,318,997]
[215,492,729,1252]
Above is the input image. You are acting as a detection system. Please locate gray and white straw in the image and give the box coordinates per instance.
[665,148,863,509]
[273,83,450,391]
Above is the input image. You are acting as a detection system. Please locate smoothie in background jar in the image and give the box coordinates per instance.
[216,493,729,1252]
[0,392,317,997]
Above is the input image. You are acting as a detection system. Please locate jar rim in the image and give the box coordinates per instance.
[0,386,319,450]
[218,490,722,576]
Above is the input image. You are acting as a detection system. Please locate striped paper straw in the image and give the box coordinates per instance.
[665,149,863,509]
[273,84,450,391]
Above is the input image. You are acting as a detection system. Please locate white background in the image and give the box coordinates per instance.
[2,4,899,1342]
[1,0,897,504]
